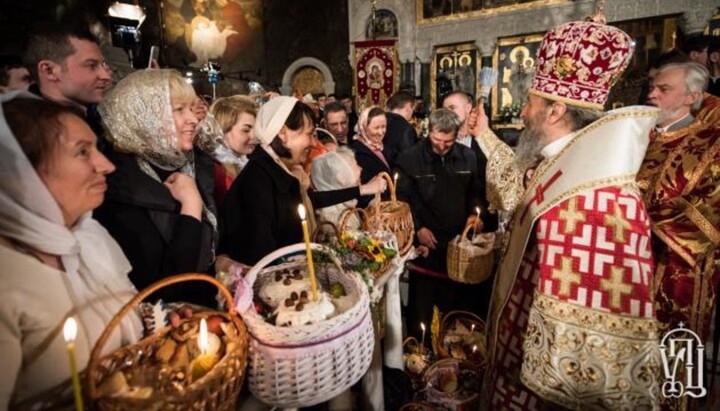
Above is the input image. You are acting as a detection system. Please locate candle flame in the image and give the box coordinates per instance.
[199,318,209,354]
[63,317,77,343]
[420,322,426,332]
[475,206,481,214]
[471,324,475,333]
[472,344,477,353]
[297,204,306,220]
[393,172,398,182]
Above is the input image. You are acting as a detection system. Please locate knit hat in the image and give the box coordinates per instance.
[529,21,634,110]
[255,96,298,146]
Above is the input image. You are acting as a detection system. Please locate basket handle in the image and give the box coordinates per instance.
[312,221,341,242]
[460,221,475,241]
[375,171,397,202]
[440,310,485,335]
[242,243,345,299]
[339,207,369,232]
[87,273,234,399]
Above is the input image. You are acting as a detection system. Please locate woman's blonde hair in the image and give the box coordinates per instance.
[209,96,257,133]
[167,71,197,104]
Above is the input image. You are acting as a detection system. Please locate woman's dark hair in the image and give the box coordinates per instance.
[270,101,314,159]
[366,107,386,126]
[4,98,83,167]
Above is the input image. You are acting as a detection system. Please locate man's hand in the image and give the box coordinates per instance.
[417,227,438,250]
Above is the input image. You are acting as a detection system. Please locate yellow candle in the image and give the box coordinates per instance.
[297,204,318,301]
[420,322,426,354]
[191,319,220,381]
[63,317,84,411]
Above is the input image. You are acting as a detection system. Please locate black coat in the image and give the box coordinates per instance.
[395,139,483,272]
[350,139,391,208]
[95,150,217,305]
[383,112,419,169]
[220,148,303,265]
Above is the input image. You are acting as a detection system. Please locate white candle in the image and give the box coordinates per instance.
[472,206,481,239]
[298,204,318,301]
[63,317,84,411]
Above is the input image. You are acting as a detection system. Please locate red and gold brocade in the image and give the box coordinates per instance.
[637,119,720,342]
[485,186,660,410]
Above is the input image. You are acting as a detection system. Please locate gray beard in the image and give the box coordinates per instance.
[513,126,544,171]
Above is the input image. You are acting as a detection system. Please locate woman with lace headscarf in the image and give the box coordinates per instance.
[95,69,218,306]
[0,94,141,409]
[350,106,391,207]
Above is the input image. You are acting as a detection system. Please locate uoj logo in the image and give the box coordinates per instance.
[660,322,707,398]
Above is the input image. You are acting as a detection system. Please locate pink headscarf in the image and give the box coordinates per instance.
[355,106,385,151]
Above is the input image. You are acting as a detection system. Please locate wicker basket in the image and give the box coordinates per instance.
[423,358,481,411]
[87,274,249,411]
[437,311,486,370]
[446,222,494,284]
[365,172,415,256]
[239,243,374,408]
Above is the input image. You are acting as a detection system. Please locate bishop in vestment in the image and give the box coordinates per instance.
[483,19,662,410]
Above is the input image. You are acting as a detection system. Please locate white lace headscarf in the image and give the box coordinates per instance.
[0,91,141,354]
[100,69,191,170]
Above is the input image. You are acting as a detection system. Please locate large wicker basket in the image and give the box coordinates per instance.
[446,222,494,284]
[365,172,415,256]
[239,243,374,408]
[87,274,249,411]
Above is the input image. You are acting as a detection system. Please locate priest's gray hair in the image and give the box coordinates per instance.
[564,105,604,131]
[656,62,709,111]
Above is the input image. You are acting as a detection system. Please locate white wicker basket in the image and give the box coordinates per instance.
[238,243,375,408]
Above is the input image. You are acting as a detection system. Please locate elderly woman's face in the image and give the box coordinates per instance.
[367,114,387,145]
[226,112,256,155]
[38,114,115,227]
[172,98,198,151]
[280,115,314,166]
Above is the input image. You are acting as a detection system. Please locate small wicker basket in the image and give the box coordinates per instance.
[437,310,486,370]
[87,274,249,411]
[239,243,374,408]
[446,222,494,284]
[365,172,415,256]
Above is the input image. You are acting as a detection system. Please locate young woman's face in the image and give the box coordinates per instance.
[280,115,314,166]
[171,97,198,151]
[225,112,256,155]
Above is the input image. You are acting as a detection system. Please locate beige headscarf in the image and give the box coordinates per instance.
[354,106,384,151]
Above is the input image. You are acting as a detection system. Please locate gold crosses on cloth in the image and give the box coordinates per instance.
[600,266,633,310]
[604,203,631,242]
[551,256,581,297]
[558,197,587,234]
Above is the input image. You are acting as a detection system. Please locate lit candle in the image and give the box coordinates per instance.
[191,319,220,381]
[298,204,319,301]
[420,322,426,354]
[470,324,475,334]
[392,172,398,200]
[63,317,84,411]
[472,206,481,239]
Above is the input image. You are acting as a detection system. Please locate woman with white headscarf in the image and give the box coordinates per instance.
[0,94,141,408]
[310,147,363,229]
[95,69,217,305]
